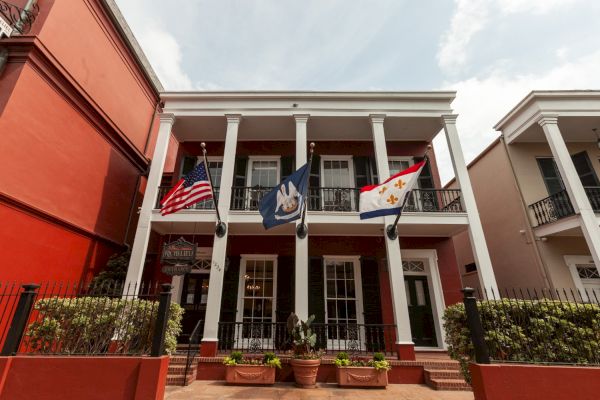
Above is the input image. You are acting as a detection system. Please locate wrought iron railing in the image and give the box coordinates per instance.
[155,186,219,210]
[183,319,203,382]
[529,189,576,226]
[228,187,464,213]
[584,186,600,212]
[216,321,397,356]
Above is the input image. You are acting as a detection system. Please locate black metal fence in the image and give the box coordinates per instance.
[215,321,397,356]
[0,281,172,357]
[462,287,600,366]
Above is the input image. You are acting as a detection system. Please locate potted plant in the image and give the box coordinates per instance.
[223,351,281,385]
[287,313,322,388]
[335,352,391,388]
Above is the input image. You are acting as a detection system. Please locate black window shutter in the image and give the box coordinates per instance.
[180,156,197,178]
[370,157,379,185]
[280,156,295,182]
[537,158,565,195]
[309,154,321,211]
[360,257,383,325]
[414,156,435,189]
[219,256,240,323]
[354,156,370,187]
[276,256,295,323]
[308,257,325,323]
[231,157,248,209]
[572,151,600,187]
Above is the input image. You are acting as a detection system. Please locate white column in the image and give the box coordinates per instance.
[125,113,175,293]
[442,114,499,294]
[369,114,414,347]
[294,114,309,320]
[202,114,241,342]
[538,115,600,274]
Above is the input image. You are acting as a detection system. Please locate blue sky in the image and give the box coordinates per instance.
[116,0,600,183]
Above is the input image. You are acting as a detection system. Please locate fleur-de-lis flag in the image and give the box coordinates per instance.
[358,160,426,219]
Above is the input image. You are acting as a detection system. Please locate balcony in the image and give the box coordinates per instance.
[155,186,220,210]
[529,187,600,226]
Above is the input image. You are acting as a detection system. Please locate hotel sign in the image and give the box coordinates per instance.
[161,237,197,275]
[0,15,13,38]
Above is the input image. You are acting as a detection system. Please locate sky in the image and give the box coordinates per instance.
[116,0,600,184]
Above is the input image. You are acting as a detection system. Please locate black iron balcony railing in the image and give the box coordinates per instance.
[216,321,397,356]
[155,186,219,210]
[229,186,464,213]
[529,187,600,226]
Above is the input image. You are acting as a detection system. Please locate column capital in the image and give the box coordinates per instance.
[294,114,310,123]
[441,114,459,125]
[537,114,559,127]
[158,113,176,125]
[369,114,386,124]
[225,114,242,124]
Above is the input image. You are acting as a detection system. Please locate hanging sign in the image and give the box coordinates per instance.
[0,15,13,38]
[161,237,196,275]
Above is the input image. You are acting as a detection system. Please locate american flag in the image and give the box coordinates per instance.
[160,161,213,216]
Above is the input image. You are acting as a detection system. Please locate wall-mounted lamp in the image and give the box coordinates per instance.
[593,128,600,149]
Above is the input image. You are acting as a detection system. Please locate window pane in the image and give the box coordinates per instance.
[336,279,346,297]
[337,301,347,318]
[327,300,337,318]
[346,280,355,298]
[327,280,335,297]
[415,280,427,306]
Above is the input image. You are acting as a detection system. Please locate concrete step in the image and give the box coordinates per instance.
[426,378,471,391]
[424,368,463,380]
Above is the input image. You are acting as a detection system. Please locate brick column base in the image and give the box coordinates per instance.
[199,340,218,357]
[396,343,416,360]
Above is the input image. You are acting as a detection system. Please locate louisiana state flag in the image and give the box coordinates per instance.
[359,160,425,219]
[259,163,311,229]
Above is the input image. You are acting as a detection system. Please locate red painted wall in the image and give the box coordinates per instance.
[470,362,600,400]
[0,356,169,400]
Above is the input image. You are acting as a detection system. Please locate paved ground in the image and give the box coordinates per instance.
[165,381,474,400]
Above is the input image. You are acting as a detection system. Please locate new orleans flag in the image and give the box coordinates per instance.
[359,160,425,219]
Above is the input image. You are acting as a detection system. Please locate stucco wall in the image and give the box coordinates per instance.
[536,235,590,288]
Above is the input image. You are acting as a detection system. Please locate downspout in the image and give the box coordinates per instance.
[123,100,162,249]
[500,135,554,289]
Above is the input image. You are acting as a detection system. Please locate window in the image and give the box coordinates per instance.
[577,264,600,280]
[464,263,477,273]
[388,158,412,176]
[572,152,600,187]
[248,159,279,188]
[197,159,222,209]
[324,258,363,341]
[321,157,355,211]
[537,152,600,196]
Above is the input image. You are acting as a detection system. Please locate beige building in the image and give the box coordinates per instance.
[450,91,600,297]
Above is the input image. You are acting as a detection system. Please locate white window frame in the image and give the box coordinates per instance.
[320,156,356,211]
[234,254,278,349]
[322,255,365,350]
[387,156,414,176]
[401,249,446,350]
[565,255,600,302]
[246,156,281,187]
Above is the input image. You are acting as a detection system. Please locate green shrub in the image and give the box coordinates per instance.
[444,299,600,383]
[373,352,385,362]
[230,351,243,363]
[336,352,349,360]
[26,297,183,355]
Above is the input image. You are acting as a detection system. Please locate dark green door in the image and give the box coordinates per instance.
[404,276,437,347]
[179,274,210,342]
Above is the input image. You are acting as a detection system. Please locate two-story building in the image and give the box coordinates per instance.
[125,91,498,361]
[451,91,600,298]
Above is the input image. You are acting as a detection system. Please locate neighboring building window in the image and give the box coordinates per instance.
[537,152,599,196]
[464,263,477,273]
[324,258,363,337]
[571,152,600,187]
[576,264,600,280]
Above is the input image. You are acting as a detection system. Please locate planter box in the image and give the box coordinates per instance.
[336,367,388,388]
[224,365,276,385]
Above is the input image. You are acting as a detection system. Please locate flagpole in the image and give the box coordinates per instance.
[296,142,315,239]
[201,142,226,238]
[386,144,432,240]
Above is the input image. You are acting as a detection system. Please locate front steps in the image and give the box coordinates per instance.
[167,354,198,386]
[424,364,471,391]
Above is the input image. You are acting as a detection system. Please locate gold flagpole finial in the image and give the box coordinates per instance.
[309,142,315,153]
[201,142,207,155]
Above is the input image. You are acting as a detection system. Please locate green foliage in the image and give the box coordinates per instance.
[334,353,391,371]
[373,352,385,362]
[336,352,349,361]
[334,358,351,367]
[26,297,183,355]
[287,312,322,359]
[444,299,600,383]
[368,360,391,371]
[89,252,130,293]
[222,352,282,368]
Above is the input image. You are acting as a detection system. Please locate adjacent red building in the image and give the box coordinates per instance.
[0,0,171,282]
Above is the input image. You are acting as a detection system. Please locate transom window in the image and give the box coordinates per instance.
[403,260,426,273]
[577,264,600,280]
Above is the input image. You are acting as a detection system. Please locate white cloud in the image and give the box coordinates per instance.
[434,49,600,185]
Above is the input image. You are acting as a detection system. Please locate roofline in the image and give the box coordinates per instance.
[161,90,457,101]
[494,90,600,131]
[443,136,502,188]
[101,0,164,94]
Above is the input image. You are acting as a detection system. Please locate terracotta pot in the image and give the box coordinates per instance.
[225,365,276,385]
[336,367,388,388]
[290,358,321,388]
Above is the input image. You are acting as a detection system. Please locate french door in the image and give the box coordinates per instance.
[321,157,355,211]
[235,256,277,350]
[246,158,280,209]
[323,257,364,351]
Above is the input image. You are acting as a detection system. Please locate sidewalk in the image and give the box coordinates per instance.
[165,381,474,399]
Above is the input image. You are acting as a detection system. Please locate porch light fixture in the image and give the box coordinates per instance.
[594,128,600,149]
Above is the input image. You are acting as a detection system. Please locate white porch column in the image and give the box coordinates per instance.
[125,113,175,294]
[442,114,499,294]
[538,115,600,274]
[294,114,309,320]
[370,114,415,360]
[201,114,241,355]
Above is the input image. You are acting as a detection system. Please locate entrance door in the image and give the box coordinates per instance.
[404,275,437,347]
[179,274,209,340]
